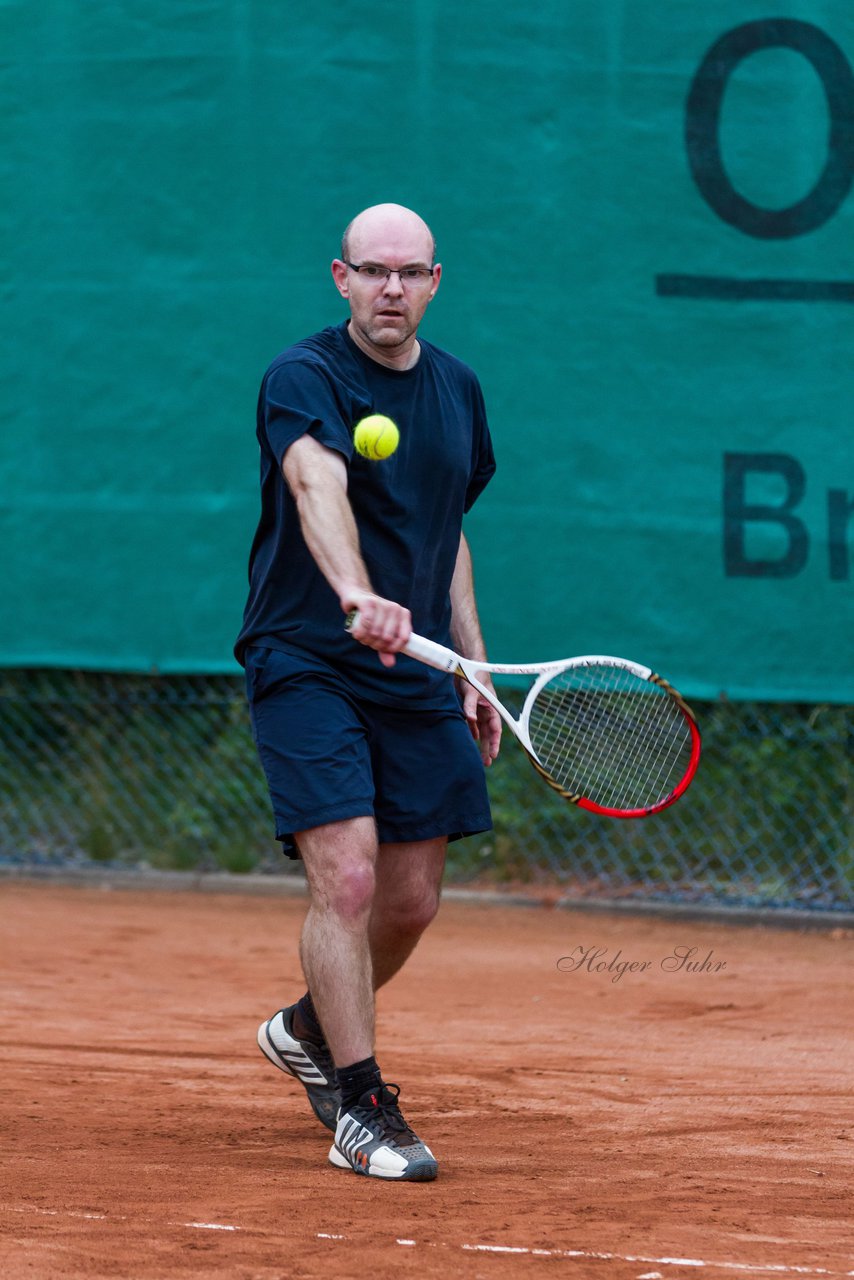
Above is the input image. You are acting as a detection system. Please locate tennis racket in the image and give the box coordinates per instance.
[347,615,701,818]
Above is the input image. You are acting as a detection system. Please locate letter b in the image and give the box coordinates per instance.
[723,452,809,577]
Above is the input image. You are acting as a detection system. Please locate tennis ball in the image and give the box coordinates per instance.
[353,413,399,461]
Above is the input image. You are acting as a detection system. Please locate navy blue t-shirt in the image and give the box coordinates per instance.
[235,321,496,705]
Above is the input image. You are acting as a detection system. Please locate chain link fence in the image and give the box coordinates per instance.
[1,669,851,913]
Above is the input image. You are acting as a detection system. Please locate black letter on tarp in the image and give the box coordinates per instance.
[686,19,854,239]
[827,489,854,580]
[723,452,809,576]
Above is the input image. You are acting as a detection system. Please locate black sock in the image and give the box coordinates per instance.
[337,1056,382,1111]
[293,991,324,1044]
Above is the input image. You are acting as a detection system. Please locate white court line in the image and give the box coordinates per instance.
[3,1206,110,1222]
[460,1242,851,1274]
[2,1207,849,1275]
[1,1205,240,1234]
[184,1222,240,1232]
[320,1233,852,1278]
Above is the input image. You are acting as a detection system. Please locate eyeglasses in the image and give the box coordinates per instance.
[344,262,435,285]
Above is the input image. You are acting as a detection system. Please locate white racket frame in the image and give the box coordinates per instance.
[346,612,699,816]
[403,630,654,763]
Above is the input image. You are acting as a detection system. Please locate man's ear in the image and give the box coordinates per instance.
[331,259,350,298]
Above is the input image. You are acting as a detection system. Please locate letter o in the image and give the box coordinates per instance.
[685,19,854,238]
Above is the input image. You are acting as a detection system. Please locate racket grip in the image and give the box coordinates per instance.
[345,611,461,674]
[403,631,462,674]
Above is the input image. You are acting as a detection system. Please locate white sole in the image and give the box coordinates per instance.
[327,1141,438,1181]
[257,1012,340,1132]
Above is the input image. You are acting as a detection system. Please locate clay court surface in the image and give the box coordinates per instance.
[1,879,851,1279]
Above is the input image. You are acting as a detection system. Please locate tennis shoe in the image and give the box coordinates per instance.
[257,1006,340,1132]
[328,1082,438,1181]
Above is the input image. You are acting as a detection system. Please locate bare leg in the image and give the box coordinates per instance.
[296,815,378,1068]
[369,837,447,990]
[295,828,446,1063]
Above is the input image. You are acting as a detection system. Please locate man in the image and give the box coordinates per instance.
[236,203,501,1182]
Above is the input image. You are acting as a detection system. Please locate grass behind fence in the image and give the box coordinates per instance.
[0,671,851,910]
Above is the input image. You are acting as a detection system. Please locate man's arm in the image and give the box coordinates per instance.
[282,434,410,665]
[450,534,502,766]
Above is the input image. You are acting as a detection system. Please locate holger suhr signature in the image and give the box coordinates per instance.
[557,945,727,983]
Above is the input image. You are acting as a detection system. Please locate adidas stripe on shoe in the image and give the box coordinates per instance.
[328,1083,437,1181]
[257,1006,341,1132]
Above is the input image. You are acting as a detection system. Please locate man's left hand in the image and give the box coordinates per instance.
[459,676,502,767]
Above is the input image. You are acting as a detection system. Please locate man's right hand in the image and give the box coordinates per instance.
[343,590,412,668]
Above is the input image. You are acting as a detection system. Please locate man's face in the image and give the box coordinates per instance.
[331,215,441,362]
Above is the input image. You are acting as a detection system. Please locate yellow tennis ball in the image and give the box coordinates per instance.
[353,414,399,461]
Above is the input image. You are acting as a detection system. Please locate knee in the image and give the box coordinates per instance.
[298,818,378,926]
[320,857,376,926]
[384,885,441,939]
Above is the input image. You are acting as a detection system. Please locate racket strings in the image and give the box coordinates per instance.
[526,666,694,812]
[554,687,686,810]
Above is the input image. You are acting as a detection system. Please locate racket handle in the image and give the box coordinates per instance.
[345,610,461,674]
[403,631,462,673]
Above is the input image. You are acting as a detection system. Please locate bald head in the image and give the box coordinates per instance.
[332,203,441,369]
[341,204,436,266]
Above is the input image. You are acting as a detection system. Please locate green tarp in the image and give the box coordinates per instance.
[1,2,852,699]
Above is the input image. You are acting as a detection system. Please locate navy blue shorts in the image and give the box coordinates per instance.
[245,646,492,858]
